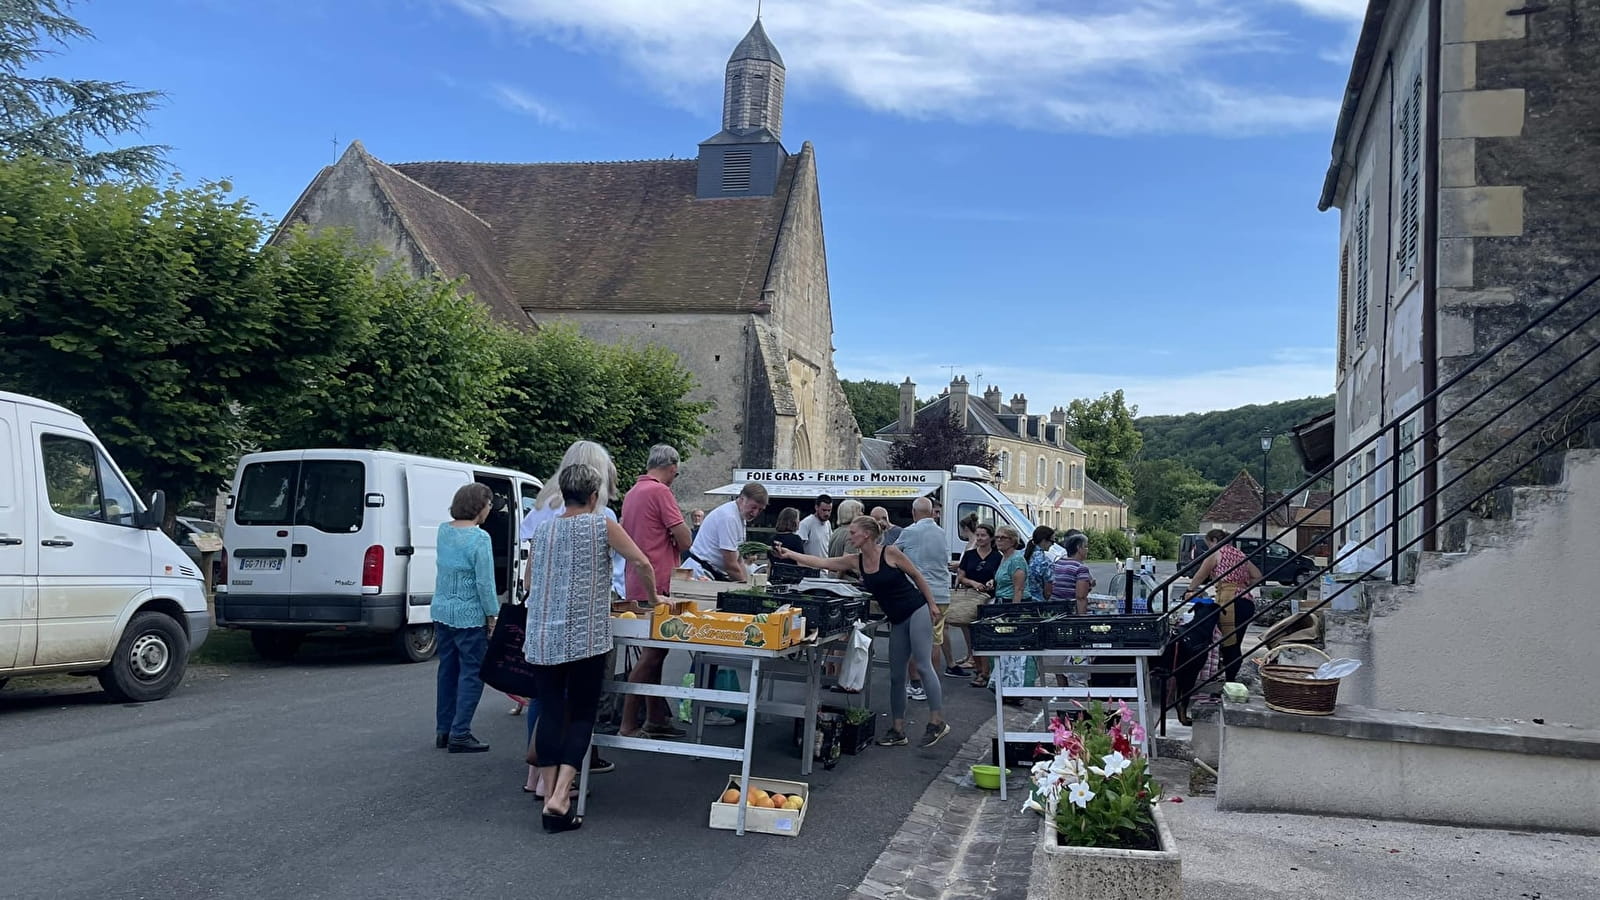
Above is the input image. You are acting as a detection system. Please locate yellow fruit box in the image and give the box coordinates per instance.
[651,601,802,650]
[709,775,810,837]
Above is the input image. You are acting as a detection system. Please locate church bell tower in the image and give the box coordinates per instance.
[697,17,788,199]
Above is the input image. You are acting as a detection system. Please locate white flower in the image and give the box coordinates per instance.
[1066,781,1095,809]
[1022,796,1046,815]
[1099,751,1130,777]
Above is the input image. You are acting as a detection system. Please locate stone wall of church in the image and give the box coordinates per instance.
[763,143,862,470]
[281,153,433,282]
[535,311,751,506]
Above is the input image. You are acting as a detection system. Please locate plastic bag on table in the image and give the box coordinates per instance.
[837,622,872,692]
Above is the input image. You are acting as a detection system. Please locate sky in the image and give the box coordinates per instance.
[54,0,1368,417]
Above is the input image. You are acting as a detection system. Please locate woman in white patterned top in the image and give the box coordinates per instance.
[522,463,654,833]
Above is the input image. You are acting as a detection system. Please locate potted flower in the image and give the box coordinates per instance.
[841,706,876,754]
[1023,701,1180,900]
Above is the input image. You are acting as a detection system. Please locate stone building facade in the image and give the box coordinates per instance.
[1319,0,1600,553]
[275,18,859,501]
[869,377,1127,533]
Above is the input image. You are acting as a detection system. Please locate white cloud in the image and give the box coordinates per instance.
[1275,0,1369,21]
[838,348,1336,417]
[448,0,1346,136]
[490,84,574,128]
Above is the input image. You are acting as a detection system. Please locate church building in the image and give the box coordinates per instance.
[276,18,860,500]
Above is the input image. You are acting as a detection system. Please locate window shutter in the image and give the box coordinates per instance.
[1354,192,1372,350]
[1396,73,1424,280]
[1338,244,1350,369]
[722,150,753,192]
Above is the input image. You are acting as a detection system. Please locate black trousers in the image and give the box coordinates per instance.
[531,653,607,770]
[1172,597,1257,699]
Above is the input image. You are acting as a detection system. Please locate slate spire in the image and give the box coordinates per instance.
[722,17,785,140]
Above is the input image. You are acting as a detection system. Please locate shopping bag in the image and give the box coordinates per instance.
[480,602,539,698]
[837,623,872,692]
[713,668,747,720]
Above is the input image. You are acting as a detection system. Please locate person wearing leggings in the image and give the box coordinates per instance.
[523,463,656,833]
[775,515,950,748]
[1175,529,1264,723]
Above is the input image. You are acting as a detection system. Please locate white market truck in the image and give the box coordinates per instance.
[706,466,1036,560]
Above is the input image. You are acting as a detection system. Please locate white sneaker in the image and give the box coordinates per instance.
[907,683,928,702]
[703,711,738,726]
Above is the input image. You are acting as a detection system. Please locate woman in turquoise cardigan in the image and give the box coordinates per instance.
[431,482,500,753]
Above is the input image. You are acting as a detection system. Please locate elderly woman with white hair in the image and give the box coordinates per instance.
[826,498,866,557]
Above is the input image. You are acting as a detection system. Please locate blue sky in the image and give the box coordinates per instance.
[57,0,1366,416]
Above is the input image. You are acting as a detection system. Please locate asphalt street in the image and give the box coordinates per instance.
[0,635,1000,900]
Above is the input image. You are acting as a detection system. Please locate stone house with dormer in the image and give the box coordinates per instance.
[865,376,1128,533]
[274,18,859,502]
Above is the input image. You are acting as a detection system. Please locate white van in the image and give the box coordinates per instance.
[709,466,1038,559]
[216,449,540,662]
[0,391,208,701]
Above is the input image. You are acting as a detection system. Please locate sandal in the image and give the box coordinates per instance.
[969,676,989,688]
[542,806,584,833]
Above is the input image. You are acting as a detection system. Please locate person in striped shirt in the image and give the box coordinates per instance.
[1051,532,1094,614]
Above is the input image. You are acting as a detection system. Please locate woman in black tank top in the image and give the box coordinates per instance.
[774,515,951,748]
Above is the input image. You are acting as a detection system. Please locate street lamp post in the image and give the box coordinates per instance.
[1260,430,1274,549]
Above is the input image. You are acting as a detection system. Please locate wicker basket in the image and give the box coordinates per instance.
[1259,643,1341,716]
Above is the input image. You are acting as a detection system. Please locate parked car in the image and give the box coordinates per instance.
[0,390,209,701]
[1178,532,1316,586]
[216,449,540,663]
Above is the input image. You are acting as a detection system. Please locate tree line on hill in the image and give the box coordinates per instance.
[841,378,1333,558]
[0,2,708,524]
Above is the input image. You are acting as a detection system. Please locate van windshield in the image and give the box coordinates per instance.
[1002,503,1036,536]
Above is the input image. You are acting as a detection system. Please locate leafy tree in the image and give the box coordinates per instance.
[1130,458,1220,535]
[1135,395,1334,489]
[263,267,508,461]
[0,1,167,180]
[488,325,710,484]
[888,408,996,472]
[0,160,371,517]
[1065,390,1143,500]
[840,378,902,435]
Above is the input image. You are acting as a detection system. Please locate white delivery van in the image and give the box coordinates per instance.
[216,449,540,662]
[0,391,208,701]
[708,466,1037,560]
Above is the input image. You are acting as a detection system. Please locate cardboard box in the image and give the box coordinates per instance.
[652,601,802,650]
[609,614,651,639]
[709,775,810,836]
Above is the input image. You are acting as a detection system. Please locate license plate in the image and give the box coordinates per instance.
[239,558,283,571]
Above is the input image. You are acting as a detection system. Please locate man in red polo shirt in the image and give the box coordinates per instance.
[619,444,695,738]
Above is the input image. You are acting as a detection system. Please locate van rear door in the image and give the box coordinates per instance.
[288,458,369,622]
[403,464,470,623]
[0,401,33,669]
[228,457,301,620]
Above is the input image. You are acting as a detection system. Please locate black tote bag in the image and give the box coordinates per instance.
[480,602,540,697]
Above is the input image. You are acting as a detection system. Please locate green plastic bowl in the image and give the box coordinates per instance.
[970,764,1006,790]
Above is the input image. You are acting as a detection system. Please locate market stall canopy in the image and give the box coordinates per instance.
[705,469,945,500]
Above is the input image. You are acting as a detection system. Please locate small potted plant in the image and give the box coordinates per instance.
[1022,701,1180,900]
[841,706,876,754]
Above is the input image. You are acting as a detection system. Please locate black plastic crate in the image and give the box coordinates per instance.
[768,562,817,585]
[969,614,1053,652]
[841,598,866,625]
[1043,614,1168,650]
[716,590,847,637]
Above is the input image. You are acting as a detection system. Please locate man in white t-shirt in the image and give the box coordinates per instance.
[796,494,833,558]
[684,482,770,580]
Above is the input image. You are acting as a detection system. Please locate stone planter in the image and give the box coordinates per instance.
[1027,802,1181,900]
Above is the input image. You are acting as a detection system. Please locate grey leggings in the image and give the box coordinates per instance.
[890,605,942,721]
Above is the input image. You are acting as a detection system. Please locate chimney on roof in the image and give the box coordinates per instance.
[898,377,916,435]
[983,384,1002,412]
[1011,394,1028,417]
[1050,406,1067,425]
[950,376,971,429]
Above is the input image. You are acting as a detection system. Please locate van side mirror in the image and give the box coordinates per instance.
[137,490,167,531]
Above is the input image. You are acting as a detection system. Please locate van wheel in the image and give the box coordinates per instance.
[250,630,304,661]
[97,611,189,702]
[395,624,437,663]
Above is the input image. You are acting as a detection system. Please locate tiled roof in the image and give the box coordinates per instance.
[389,153,799,314]
[860,437,895,470]
[1202,469,1291,526]
[876,394,1086,456]
[1083,475,1127,508]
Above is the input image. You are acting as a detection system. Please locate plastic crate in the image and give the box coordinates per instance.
[1043,614,1168,650]
[717,590,847,637]
[970,614,1053,651]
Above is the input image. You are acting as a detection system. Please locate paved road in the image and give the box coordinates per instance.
[0,635,999,900]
